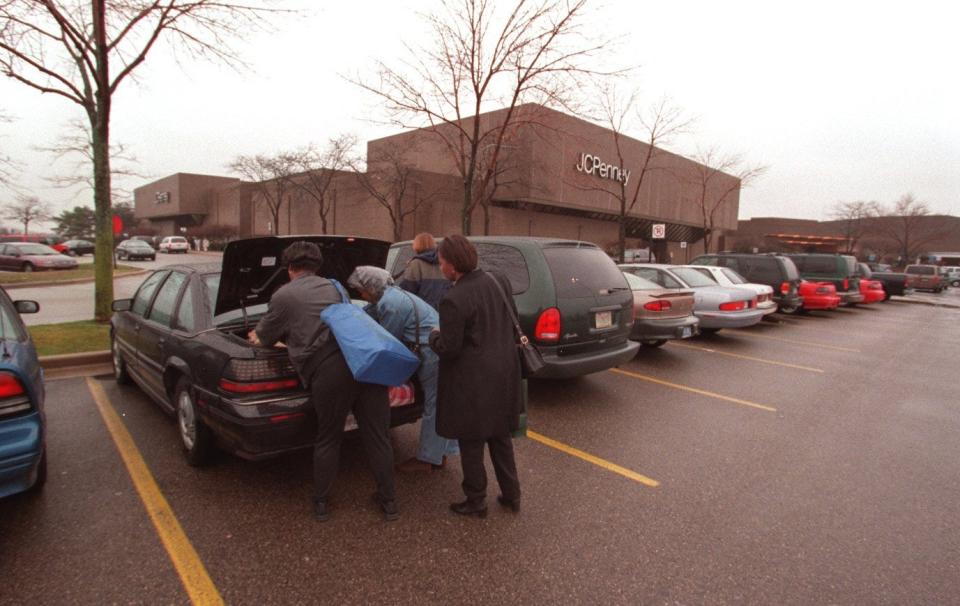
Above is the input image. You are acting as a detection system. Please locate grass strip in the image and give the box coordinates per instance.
[29,320,111,357]
[0,264,141,285]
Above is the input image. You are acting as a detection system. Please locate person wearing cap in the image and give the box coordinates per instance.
[248,241,399,522]
[348,266,460,474]
[398,232,452,310]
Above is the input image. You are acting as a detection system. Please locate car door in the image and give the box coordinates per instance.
[137,271,187,405]
[0,245,13,270]
[121,270,169,381]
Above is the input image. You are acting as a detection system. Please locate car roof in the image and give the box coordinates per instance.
[391,236,600,249]
[156,263,221,274]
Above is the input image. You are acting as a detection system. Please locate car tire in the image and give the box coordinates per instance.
[22,262,34,273]
[778,304,800,315]
[951,280,960,287]
[29,449,47,493]
[640,339,667,348]
[175,378,213,467]
[112,333,132,385]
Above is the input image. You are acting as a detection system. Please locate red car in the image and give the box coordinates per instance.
[859,279,886,304]
[798,280,840,312]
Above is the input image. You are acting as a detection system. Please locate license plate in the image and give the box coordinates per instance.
[680,326,692,338]
[595,311,612,329]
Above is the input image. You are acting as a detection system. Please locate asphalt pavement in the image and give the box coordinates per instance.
[2,299,958,604]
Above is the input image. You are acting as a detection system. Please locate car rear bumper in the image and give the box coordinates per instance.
[0,412,44,498]
[801,294,840,310]
[839,291,865,304]
[758,301,778,316]
[775,293,803,313]
[629,315,700,342]
[536,338,640,379]
[696,309,765,329]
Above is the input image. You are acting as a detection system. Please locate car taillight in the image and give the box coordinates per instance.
[219,378,300,394]
[780,281,790,294]
[0,372,31,418]
[842,279,849,290]
[644,300,672,312]
[534,307,561,342]
[221,358,300,394]
[719,300,747,311]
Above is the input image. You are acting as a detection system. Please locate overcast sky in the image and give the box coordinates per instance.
[1,0,957,228]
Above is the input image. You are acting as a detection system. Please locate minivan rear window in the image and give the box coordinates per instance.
[794,256,837,274]
[906,265,935,275]
[542,247,627,298]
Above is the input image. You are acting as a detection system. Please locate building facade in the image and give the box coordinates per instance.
[134,104,742,258]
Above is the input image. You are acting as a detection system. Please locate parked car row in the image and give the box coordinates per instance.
[0,242,79,272]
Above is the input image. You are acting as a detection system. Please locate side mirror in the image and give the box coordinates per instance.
[112,299,133,312]
[13,300,39,314]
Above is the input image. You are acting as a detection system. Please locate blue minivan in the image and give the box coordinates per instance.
[0,286,45,498]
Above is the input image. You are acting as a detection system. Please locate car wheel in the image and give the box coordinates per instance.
[21,262,34,273]
[778,304,800,315]
[175,378,213,467]
[640,340,667,348]
[29,449,47,492]
[111,333,132,385]
[951,280,960,287]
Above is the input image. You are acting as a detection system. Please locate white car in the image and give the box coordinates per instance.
[158,236,190,254]
[683,265,778,317]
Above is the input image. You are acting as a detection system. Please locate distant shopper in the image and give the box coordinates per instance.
[398,232,452,310]
[201,238,210,252]
[429,235,522,517]
[248,242,398,522]
[348,266,460,474]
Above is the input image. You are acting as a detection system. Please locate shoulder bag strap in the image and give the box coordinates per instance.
[484,272,529,344]
[398,290,422,353]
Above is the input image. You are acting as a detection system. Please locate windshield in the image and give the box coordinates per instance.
[12,244,58,255]
[127,241,152,248]
[906,266,934,275]
[720,268,748,284]
[670,267,719,288]
[170,237,187,243]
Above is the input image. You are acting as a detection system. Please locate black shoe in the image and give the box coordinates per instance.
[450,499,487,518]
[372,493,400,522]
[313,500,330,522]
[497,495,521,513]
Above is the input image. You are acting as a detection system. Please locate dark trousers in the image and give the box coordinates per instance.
[308,353,395,503]
[458,435,521,504]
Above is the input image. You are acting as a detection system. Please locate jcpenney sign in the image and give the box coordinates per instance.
[575,153,631,186]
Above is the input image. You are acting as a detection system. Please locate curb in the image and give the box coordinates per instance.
[3,268,150,290]
[39,350,111,370]
[889,296,960,310]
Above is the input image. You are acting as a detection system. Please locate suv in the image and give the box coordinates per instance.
[904,264,944,292]
[689,253,803,313]
[387,237,639,378]
[784,254,864,305]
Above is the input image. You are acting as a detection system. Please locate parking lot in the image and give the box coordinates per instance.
[2,299,959,604]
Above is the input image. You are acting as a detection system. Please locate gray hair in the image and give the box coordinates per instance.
[347,265,394,300]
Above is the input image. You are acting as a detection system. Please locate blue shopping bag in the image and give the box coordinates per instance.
[320,281,420,386]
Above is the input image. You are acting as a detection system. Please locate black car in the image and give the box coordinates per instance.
[387,236,639,378]
[110,236,423,465]
[116,239,157,261]
[689,253,803,314]
[59,239,95,256]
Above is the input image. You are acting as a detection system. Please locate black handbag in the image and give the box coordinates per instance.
[486,273,545,378]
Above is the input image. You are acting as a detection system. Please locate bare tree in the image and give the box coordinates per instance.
[685,148,767,254]
[828,199,880,254]
[577,86,691,261]
[0,111,20,190]
[353,142,437,241]
[2,195,51,234]
[0,2,276,321]
[228,154,298,235]
[287,135,357,234]
[35,118,145,203]
[877,193,948,265]
[351,0,616,235]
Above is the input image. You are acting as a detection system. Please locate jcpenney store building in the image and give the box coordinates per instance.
[134,104,741,260]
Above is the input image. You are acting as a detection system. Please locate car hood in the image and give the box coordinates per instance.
[215,235,390,317]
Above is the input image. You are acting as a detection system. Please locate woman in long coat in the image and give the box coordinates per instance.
[429,235,523,517]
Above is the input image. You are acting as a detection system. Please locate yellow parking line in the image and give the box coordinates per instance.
[724,329,862,353]
[86,378,224,606]
[667,341,824,374]
[609,368,777,412]
[528,430,659,487]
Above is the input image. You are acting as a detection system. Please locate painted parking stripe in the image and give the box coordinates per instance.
[86,378,224,606]
[528,430,659,488]
[724,329,862,353]
[609,368,777,412]
[666,341,825,374]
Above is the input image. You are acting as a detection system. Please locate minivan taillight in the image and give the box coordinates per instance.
[842,279,849,290]
[535,307,561,342]
[0,372,31,418]
[780,282,790,295]
[644,300,672,312]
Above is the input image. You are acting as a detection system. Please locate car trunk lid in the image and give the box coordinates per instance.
[215,235,390,317]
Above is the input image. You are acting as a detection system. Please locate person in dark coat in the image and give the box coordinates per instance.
[398,232,452,310]
[428,234,523,517]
